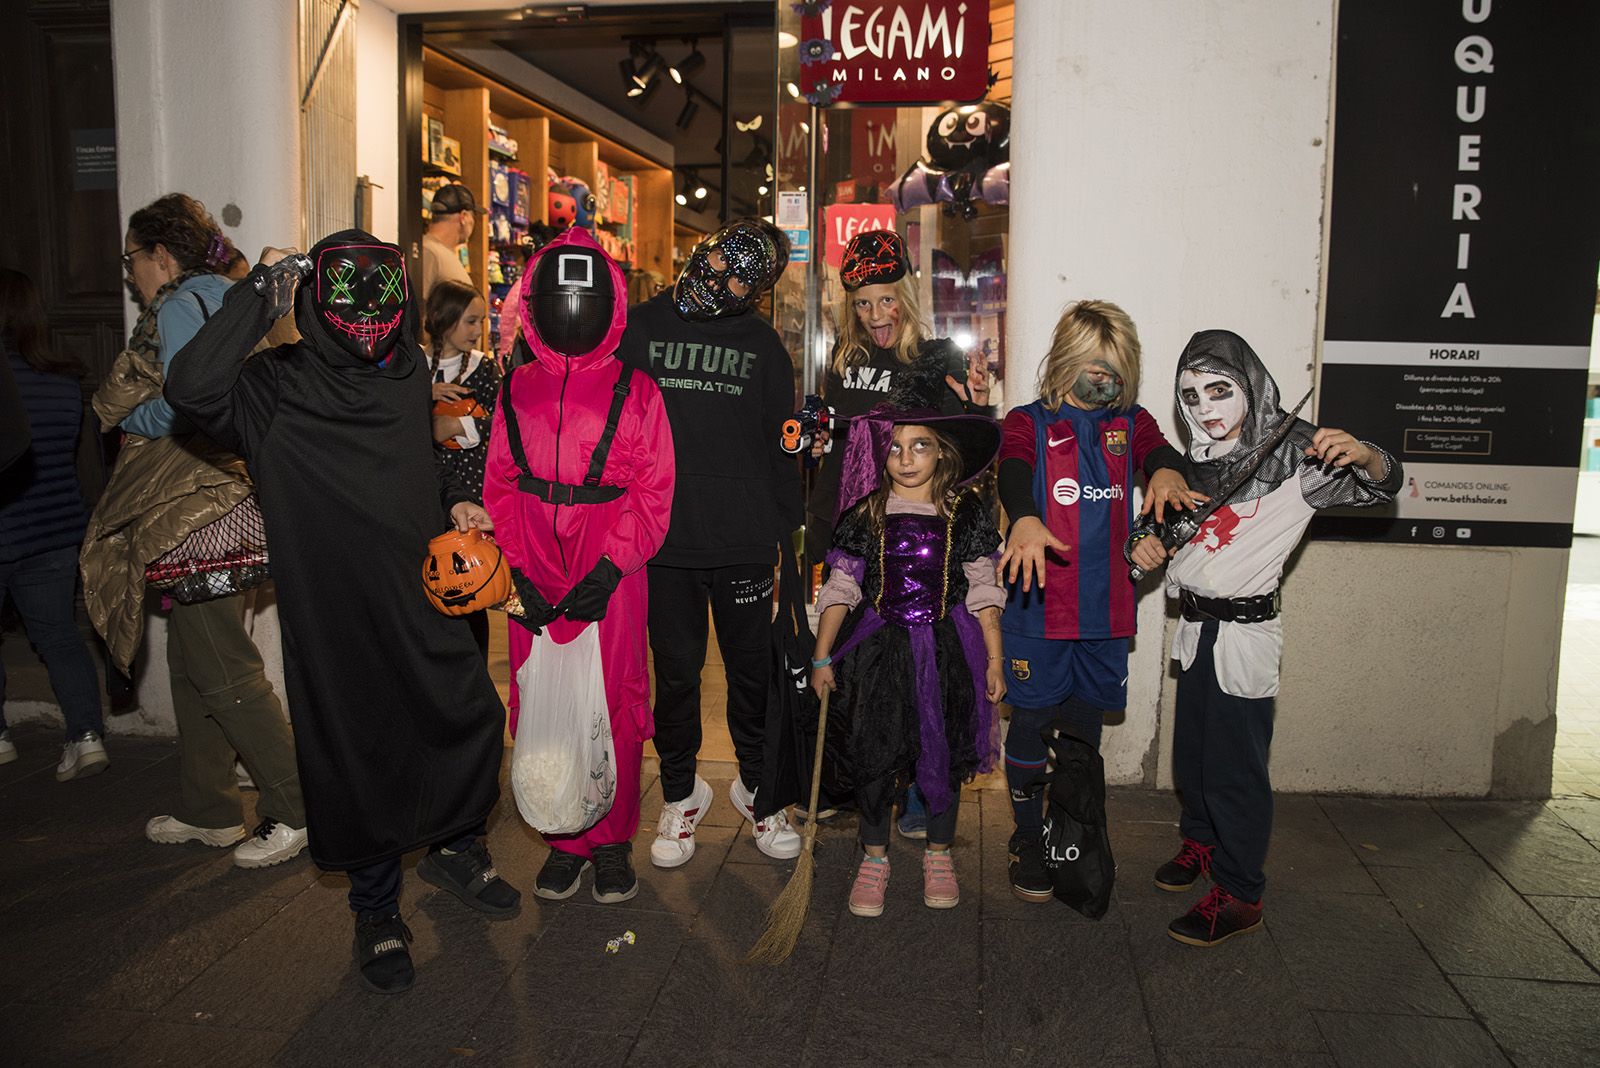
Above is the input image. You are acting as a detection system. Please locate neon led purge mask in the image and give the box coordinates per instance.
[673,221,783,322]
[314,244,408,362]
[530,246,614,357]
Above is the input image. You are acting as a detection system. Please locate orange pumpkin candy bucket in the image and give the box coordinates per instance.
[421,528,512,615]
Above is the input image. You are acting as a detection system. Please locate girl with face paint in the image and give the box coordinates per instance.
[991,299,1203,905]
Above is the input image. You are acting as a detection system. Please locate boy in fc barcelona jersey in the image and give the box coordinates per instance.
[995,299,1200,904]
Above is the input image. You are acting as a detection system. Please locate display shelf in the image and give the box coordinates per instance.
[420,47,674,281]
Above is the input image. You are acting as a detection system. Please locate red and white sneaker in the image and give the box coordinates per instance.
[729,778,801,860]
[849,856,890,917]
[650,776,713,869]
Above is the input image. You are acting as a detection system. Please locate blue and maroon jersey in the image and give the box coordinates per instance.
[999,401,1171,640]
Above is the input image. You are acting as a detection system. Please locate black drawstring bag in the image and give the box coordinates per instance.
[754,538,817,819]
[1040,723,1115,919]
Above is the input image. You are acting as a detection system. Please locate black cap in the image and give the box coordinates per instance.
[430,183,486,218]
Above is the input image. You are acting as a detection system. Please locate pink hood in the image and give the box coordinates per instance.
[503,227,628,370]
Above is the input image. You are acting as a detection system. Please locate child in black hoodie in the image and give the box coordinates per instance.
[617,218,803,870]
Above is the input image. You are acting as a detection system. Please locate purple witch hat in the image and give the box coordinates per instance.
[834,348,1001,520]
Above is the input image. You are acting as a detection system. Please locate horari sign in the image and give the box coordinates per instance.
[796,0,991,106]
[1313,0,1600,548]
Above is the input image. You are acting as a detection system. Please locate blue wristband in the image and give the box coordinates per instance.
[811,656,832,668]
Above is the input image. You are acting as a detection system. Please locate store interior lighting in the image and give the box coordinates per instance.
[631,49,665,90]
[668,41,704,85]
[675,90,699,131]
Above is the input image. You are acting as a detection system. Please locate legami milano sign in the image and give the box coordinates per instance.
[799,1,991,105]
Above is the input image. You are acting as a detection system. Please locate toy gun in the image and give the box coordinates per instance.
[781,394,835,460]
[252,253,313,319]
[1126,387,1314,580]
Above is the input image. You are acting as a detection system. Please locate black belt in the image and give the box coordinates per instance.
[1179,588,1281,624]
[516,475,624,506]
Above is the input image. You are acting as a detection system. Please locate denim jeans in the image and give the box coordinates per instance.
[0,545,104,740]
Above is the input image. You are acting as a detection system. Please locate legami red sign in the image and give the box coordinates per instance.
[825,204,898,268]
[799,0,991,106]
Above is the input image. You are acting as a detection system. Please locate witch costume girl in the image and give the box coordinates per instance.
[164,234,515,995]
[809,354,1006,916]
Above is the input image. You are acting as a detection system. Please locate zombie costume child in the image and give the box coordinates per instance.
[615,218,805,868]
[483,228,674,904]
[995,299,1188,903]
[812,355,1005,914]
[164,232,516,995]
[1134,329,1401,946]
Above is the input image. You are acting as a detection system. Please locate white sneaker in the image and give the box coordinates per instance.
[56,731,109,782]
[650,775,714,869]
[233,819,309,869]
[145,814,246,847]
[729,778,802,860]
[0,729,16,765]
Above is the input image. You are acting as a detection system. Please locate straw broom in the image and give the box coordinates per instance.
[746,687,830,965]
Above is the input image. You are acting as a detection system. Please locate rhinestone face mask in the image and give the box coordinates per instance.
[673,223,779,322]
[313,244,408,362]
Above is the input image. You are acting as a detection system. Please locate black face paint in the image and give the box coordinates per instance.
[313,245,408,362]
[673,222,779,322]
[529,247,613,357]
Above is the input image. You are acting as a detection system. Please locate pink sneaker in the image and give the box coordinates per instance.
[922,850,960,909]
[849,856,890,917]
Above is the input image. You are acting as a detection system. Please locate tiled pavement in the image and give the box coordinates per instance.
[4,729,1600,1067]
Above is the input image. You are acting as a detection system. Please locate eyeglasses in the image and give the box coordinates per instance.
[120,246,149,271]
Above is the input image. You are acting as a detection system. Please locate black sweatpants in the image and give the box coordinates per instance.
[1173,620,1275,904]
[647,560,774,803]
[346,830,478,917]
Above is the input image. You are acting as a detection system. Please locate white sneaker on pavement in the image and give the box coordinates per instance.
[145,814,246,847]
[650,775,714,869]
[233,819,309,868]
[56,731,109,782]
[729,778,802,860]
[0,729,17,765]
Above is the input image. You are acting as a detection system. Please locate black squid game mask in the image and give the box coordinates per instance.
[672,219,788,322]
[312,242,409,362]
[530,244,614,357]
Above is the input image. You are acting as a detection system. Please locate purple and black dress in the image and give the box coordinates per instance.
[816,491,1005,821]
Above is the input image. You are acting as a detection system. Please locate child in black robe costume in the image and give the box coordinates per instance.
[164,234,515,994]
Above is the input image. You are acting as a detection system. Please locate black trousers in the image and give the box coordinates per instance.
[1173,620,1275,904]
[647,560,774,803]
[346,830,478,917]
[856,775,960,847]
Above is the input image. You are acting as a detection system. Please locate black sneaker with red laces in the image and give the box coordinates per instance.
[1154,837,1214,892]
[1167,885,1264,947]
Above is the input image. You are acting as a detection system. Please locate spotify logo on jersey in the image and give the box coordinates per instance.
[1052,478,1124,506]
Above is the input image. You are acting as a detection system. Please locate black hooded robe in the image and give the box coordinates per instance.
[164,231,503,871]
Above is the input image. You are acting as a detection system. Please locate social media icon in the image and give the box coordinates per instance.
[1432,526,1446,538]
[1456,527,1472,539]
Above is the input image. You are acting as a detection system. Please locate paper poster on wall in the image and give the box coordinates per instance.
[1312,0,1600,548]
[776,190,809,229]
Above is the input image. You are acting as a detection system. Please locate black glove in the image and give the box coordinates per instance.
[508,567,560,635]
[556,557,623,622]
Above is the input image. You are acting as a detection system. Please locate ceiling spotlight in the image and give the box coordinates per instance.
[786,82,800,99]
[675,92,699,130]
[778,31,798,49]
[675,191,688,206]
[627,75,659,104]
[758,184,769,195]
[693,184,708,200]
[669,42,704,85]
[632,50,665,89]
